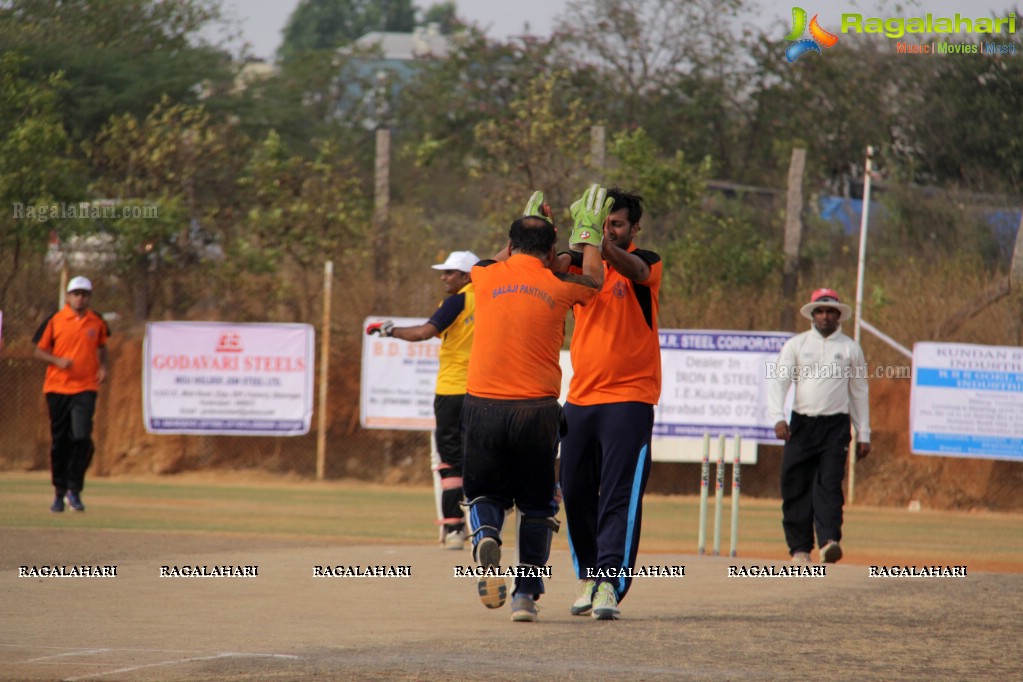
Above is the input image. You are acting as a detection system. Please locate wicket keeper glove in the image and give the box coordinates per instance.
[365,320,395,337]
[568,184,613,250]
[523,190,554,225]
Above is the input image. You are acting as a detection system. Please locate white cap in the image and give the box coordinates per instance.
[431,251,479,273]
[67,276,93,292]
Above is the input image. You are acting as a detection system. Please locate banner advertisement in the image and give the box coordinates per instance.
[360,317,441,430]
[360,324,790,464]
[910,342,1023,461]
[644,330,791,463]
[143,322,315,436]
[654,330,792,440]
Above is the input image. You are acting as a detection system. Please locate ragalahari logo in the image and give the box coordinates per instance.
[785,7,839,62]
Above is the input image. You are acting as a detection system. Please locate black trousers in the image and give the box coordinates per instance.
[780,412,850,554]
[462,394,560,597]
[46,391,97,493]
[434,393,465,531]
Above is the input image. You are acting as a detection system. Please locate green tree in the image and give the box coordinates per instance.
[421,1,459,34]
[909,37,1023,193]
[394,31,604,214]
[472,71,596,226]
[86,97,249,318]
[741,34,901,191]
[0,53,84,310]
[604,128,708,225]
[231,44,386,162]
[235,130,372,320]
[603,126,780,321]
[551,0,754,177]
[278,0,417,62]
[0,0,234,142]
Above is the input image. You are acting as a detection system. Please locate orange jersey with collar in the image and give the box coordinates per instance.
[567,244,662,405]
[467,255,598,399]
[33,305,110,394]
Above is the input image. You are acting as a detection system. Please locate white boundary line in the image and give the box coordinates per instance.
[24,648,112,663]
[60,652,300,681]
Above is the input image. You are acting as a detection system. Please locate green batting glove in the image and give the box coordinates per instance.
[568,184,614,250]
[523,190,554,224]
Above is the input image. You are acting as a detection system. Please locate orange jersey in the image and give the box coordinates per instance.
[467,255,598,399]
[567,245,662,405]
[33,305,110,394]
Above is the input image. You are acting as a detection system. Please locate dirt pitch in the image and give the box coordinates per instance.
[2,481,1022,681]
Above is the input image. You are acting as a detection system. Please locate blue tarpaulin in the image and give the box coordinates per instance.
[818,196,1021,256]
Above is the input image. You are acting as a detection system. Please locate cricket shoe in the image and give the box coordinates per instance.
[591,582,620,621]
[65,491,85,512]
[791,551,812,564]
[475,536,506,609]
[444,529,466,550]
[820,541,843,564]
[570,579,596,616]
[510,593,539,622]
[50,491,65,513]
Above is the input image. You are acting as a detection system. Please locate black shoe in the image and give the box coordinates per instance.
[820,540,842,563]
[475,537,506,609]
[66,491,85,512]
[50,494,65,513]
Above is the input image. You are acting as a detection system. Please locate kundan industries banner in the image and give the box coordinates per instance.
[143,322,315,435]
[910,341,1023,461]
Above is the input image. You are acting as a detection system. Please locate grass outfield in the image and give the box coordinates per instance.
[2,471,1020,571]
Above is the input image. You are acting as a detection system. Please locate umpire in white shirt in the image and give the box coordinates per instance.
[767,288,871,564]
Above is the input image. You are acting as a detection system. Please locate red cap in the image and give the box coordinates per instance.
[810,288,842,303]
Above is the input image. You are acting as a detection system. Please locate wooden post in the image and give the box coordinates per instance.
[316,260,333,481]
[372,128,393,467]
[781,148,806,331]
[373,128,391,313]
[590,125,605,173]
[1010,209,1023,288]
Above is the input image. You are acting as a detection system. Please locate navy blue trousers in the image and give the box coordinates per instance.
[780,412,851,554]
[559,401,653,602]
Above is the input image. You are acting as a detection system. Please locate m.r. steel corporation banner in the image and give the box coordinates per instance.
[654,330,792,442]
[143,322,315,435]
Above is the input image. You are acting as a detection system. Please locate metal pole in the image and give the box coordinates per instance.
[729,434,741,558]
[854,145,873,346]
[850,146,873,505]
[315,260,333,481]
[712,434,725,556]
[697,432,710,554]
